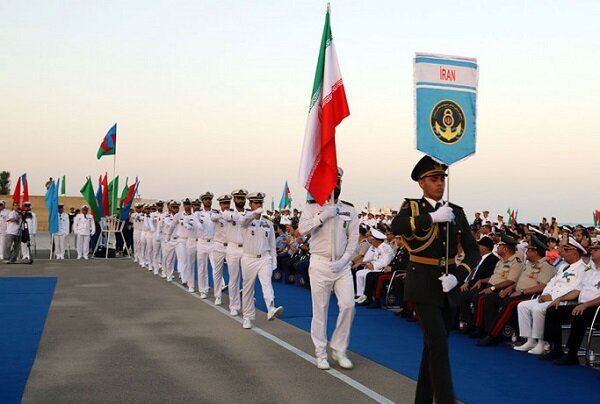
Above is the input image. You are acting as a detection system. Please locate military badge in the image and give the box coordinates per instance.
[430,100,465,144]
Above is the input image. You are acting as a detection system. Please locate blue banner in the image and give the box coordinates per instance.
[44,179,59,234]
[415,53,478,165]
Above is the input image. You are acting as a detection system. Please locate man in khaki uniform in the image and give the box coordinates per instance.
[476,235,557,346]
[459,234,524,337]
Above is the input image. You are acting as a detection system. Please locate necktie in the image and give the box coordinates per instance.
[466,256,483,282]
[434,202,442,210]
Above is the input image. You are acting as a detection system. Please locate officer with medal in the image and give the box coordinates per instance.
[239,192,284,329]
[298,167,359,371]
[391,155,480,404]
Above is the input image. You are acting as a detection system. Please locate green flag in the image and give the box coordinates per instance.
[108,176,119,216]
[119,177,129,208]
[61,175,66,195]
[80,177,100,218]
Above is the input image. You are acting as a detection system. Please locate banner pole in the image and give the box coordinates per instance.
[330,193,336,261]
[445,167,450,275]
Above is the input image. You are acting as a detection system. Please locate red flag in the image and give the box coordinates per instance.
[12,176,21,205]
[102,173,109,216]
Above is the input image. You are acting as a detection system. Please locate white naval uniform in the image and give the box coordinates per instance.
[73,213,96,259]
[55,212,70,259]
[194,208,217,295]
[162,213,178,281]
[280,214,292,226]
[517,258,587,339]
[240,212,277,320]
[150,211,163,274]
[141,214,154,269]
[0,208,8,260]
[211,209,229,301]
[223,208,247,312]
[132,212,144,263]
[298,200,359,359]
[355,242,394,297]
[174,211,196,288]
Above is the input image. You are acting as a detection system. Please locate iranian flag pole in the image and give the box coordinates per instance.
[298,3,350,260]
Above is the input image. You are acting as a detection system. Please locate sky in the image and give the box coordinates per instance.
[1,0,599,224]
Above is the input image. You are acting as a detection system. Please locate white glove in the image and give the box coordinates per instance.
[333,256,349,272]
[271,257,277,270]
[319,206,336,222]
[429,203,455,223]
[253,207,263,216]
[438,274,458,292]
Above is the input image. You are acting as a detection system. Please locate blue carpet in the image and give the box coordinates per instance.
[232,273,599,404]
[0,277,56,404]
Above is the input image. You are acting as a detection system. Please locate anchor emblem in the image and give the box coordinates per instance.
[430,100,466,144]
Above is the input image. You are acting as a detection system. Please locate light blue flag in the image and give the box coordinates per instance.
[415,53,479,165]
[45,179,59,234]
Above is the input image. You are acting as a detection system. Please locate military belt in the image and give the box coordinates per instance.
[409,255,455,267]
[243,253,266,259]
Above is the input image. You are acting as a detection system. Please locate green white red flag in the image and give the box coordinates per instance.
[298,4,349,206]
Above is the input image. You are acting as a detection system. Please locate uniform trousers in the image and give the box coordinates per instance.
[5,234,20,262]
[517,299,552,339]
[196,239,215,294]
[241,256,275,320]
[482,294,529,336]
[175,238,190,283]
[308,259,355,358]
[212,243,227,300]
[55,234,66,259]
[21,237,32,259]
[544,304,597,356]
[133,229,141,262]
[355,268,382,296]
[186,239,197,288]
[0,232,5,259]
[76,234,90,258]
[152,237,162,274]
[458,287,485,325]
[161,239,176,280]
[226,245,243,311]
[414,302,456,404]
[143,232,154,268]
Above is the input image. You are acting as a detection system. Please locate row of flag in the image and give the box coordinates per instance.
[13,174,66,204]
[80,176,139,221]
[593,210,600,227]
[507,208,519,225]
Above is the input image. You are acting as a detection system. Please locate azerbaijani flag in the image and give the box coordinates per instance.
[278,181,292,210]
[97,123,117,159]
[298,4,349,206]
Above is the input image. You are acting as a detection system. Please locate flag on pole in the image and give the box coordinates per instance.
[80,177,100,218]
[21,174,29,203]
[61,175,66,195]
[415,53,479,165]
[120,178,139,221]
[97,123,117,159]
[278,181,292,210]
[45,179,59,234]
[108,176,119,216]
[101,174,109,216]
[298,4,350,206]
[119,177,129,208]
[12,176,21,205]
[95,176,105,218]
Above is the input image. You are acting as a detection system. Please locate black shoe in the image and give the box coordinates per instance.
[539,351,563,361]
[366,301,381,309]
[469,328,485,339]
[476,335,499,347]
[553,355,579,366]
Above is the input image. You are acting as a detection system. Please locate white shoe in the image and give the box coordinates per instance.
[77,256,82,260]
[83,256,89,260]
[147,267,153,272]
[200,292,208,299]
[230,309,239,317]
[355,295,367,304]
[242,318,252,329]
[267,306,284,321]
[514,338,537,352]
[167,277,173,283]
[528,341,546,355]
[161,273,167,279]
[332,350,353,369]
[188,287,195,293]
[214,297,222,306]
[316,357,330,370]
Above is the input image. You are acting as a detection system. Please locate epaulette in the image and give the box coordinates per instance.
[448,202,463,209]
[340,200,354,207]
[211,209,219,213]
[308,200,317,204]
[515,257,522,263]
[245,208,251,211]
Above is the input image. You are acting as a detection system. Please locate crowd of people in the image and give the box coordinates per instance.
[1,192,599,374]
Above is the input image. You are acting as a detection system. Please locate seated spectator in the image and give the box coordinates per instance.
[458,234,523,336]
[514,237,588,355]
[476,235,556,346]
[546,236,560,265]
[355,228,394,304]
[541,241,600,364]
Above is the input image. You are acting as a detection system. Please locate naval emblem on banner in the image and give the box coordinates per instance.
[415,53,479,165]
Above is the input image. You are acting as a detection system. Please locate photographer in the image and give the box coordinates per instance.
[4,202,22,264]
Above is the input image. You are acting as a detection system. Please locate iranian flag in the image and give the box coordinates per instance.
[298,4,349,206]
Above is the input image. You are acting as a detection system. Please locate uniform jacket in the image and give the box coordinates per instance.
[391,197,480,307]
[467,252,499,286]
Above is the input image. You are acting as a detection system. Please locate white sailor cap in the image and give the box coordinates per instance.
[217,194,232,202]
[200,192,214,200]
[81,205,89,209]
[247,192,266,203]
[0,200,5,206]
[370,228,386,240]
[564,236,587,255]
[231,189,248,198]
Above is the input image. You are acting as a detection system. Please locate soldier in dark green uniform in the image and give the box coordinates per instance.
[391,155,480,404]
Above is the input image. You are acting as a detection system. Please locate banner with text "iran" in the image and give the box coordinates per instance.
[415,53,478,165]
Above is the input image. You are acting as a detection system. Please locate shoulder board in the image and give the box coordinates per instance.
[228,209,234,212]
[211,209,219,213]
[340,200,354,207]
[245,208,251,211]
[308,200,318,204]
[515,257,522,263]
[448,202,463,210]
